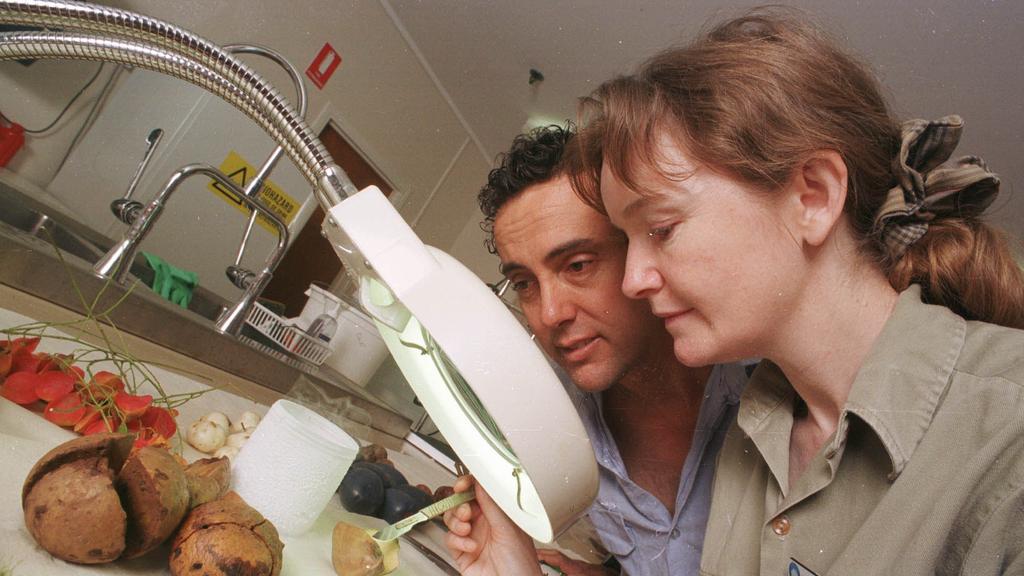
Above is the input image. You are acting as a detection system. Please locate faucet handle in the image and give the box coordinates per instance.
[111,128,163,224]
[226,265,257,290]
[110,198,144,225]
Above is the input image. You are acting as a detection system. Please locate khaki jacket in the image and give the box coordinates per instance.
[700,286,1024,576]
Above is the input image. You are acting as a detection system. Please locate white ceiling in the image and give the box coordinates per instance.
[386,0,1024,242]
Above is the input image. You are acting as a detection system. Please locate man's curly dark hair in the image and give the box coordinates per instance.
[479,123,575,255]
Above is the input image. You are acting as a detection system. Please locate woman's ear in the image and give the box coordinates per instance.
[785,150,848,247]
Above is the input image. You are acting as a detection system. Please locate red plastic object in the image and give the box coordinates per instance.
[0,120,25,167]
[306,42,341,90]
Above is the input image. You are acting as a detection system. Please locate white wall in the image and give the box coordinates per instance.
[449,213,499,283]
[1,59,120,187]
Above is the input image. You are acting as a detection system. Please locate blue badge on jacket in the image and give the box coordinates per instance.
[789,559,819,576]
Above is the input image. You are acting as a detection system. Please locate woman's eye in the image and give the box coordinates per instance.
[648,224,676,242]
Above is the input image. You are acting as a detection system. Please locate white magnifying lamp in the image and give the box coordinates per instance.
[323,186,598,542]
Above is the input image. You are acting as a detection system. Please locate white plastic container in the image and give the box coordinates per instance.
[231,400,359,535]
[297,283,342,332]
[322,301,389,387]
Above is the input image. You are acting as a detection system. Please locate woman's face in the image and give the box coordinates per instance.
[600,136,805,367]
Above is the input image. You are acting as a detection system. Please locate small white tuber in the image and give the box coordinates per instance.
[230,411,261,433]
[212,445,240,460]
[199,411,230,431]
[187,420,227,454]
[224,431,250,449]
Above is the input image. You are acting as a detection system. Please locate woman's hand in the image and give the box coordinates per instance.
[537,549,618,575]
[442,475,542,576]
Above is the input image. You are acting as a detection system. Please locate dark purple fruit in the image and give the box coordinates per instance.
[393,484,432,511]
[381,487,423,524]
[338,467,385,516]
[366,462,408,490]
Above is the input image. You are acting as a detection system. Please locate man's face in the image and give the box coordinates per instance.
[493,175,666,392]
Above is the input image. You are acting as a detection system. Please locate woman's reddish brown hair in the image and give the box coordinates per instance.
[570,8,1024,328]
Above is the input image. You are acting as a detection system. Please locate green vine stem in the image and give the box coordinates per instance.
[0,557,19,576]
[1,236,213,449]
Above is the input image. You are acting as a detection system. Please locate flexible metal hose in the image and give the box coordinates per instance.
[0,32,290,169]
[0,0,356,205]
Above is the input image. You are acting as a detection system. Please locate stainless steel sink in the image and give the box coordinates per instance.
[0,180,228,323]
[0,179,412,438]
[0,182,109,262]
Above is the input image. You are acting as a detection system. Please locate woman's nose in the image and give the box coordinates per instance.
[621,247,663,300]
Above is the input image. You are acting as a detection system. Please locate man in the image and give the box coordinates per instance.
[444,125,747,576]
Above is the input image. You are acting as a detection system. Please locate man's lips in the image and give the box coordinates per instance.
[556,336,599,362]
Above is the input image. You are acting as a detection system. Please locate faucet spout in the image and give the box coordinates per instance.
[93,237,140,285]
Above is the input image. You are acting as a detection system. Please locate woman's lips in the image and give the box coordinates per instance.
[660,309,693,329]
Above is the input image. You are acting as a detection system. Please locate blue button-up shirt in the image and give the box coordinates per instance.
[564,362,747,576]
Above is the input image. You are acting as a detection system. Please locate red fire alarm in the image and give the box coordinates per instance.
[306,42,341,90]
[0,119,25,167]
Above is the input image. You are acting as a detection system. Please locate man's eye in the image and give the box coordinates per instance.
[511,279,531,292]
[567,260,591,273]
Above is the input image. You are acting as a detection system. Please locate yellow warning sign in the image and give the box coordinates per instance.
[206,150,300,234]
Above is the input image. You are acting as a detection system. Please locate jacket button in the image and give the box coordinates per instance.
[771,516,791,536]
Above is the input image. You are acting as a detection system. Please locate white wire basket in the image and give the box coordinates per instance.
[244,302,332,366]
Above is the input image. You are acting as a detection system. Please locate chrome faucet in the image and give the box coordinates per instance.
[100,45,304,306]
[111,127,163,225]
[220,44,308,291]
[92,163,289,334]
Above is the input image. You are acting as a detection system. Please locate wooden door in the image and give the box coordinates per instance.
[261,123,392,316]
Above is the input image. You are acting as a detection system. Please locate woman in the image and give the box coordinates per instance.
[576,10,1024,576]
[445,9,1024,576]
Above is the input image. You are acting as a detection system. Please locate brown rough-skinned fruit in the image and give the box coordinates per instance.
[170,491,283,576]
[21,433,134,503]
[183,456,231,508]
[117,446,190,558]
[356,443,389,464]
[23,455,128,564]
[21,433,134,564]
[22,433,195,564]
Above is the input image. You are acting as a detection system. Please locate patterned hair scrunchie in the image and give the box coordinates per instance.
[874,115,1000,260]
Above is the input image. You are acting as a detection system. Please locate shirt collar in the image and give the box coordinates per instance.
[738,285,966,481]
[567,361,748,473]
[840,284,965,478]
[716,362,749,405]
[736,361,796,491]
